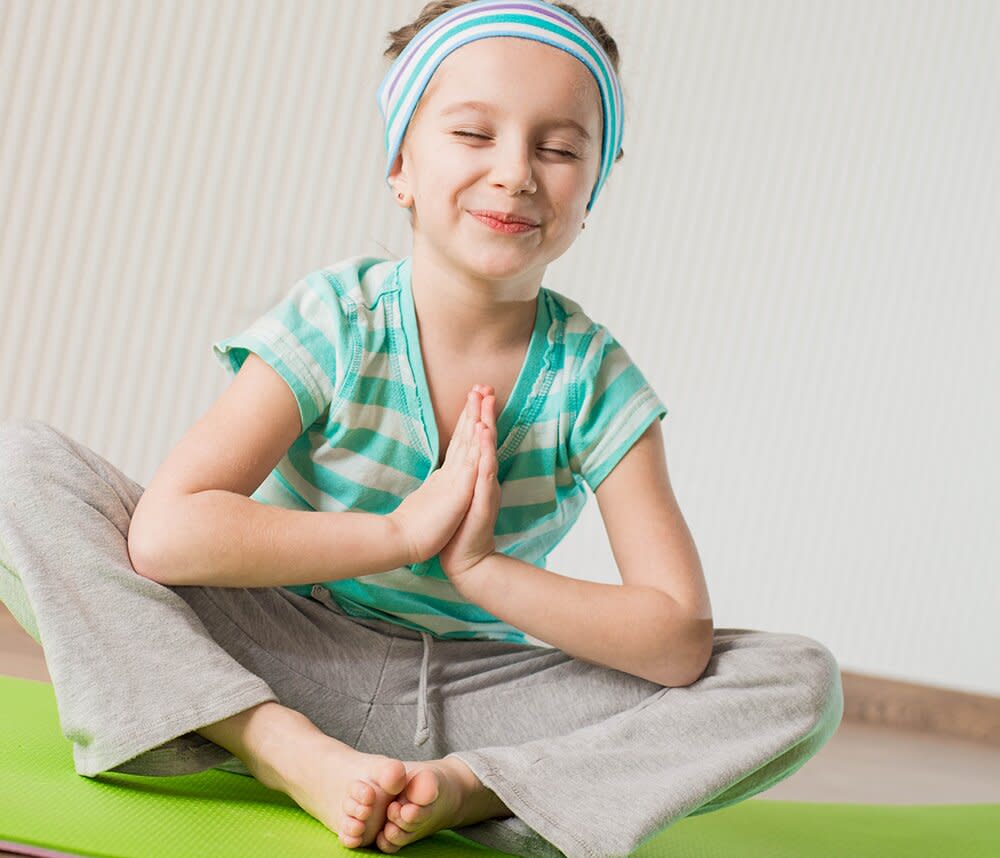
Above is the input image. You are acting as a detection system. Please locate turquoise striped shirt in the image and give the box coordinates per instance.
[212,255,667,646]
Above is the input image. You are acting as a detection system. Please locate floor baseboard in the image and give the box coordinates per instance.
[841,670,1000,747]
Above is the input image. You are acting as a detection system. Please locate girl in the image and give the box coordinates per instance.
[0,1,844,856]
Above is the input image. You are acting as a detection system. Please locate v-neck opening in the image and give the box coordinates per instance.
[394,256,549,472]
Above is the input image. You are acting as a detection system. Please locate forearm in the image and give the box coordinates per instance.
[459,553,713,687]
[128,489,409,587]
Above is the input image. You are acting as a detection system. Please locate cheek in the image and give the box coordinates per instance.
[422,154,473,188]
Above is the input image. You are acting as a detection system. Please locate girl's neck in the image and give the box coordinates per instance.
[407,250,542,354]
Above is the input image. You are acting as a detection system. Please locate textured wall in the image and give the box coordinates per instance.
[1,1,996,695]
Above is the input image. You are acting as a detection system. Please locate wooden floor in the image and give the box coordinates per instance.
[2,603,999,811]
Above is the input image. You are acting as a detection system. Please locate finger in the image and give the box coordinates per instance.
[466,389,484,444]
[481,424,500,509]
[443,392,477,470]
[482,394,496,433]
[478,423,497,486]
[469,425,490,509]
[460,399,483,470]
[474,419,488,456]
[473,383,493,408]
[485,420,498,469]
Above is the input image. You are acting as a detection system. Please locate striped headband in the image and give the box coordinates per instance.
[376,0,623,213]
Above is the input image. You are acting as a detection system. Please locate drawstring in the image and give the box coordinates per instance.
[414,631,432,747]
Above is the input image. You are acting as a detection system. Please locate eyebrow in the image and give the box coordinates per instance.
[438,100,592,143]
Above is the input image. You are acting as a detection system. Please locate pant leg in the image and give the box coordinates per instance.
[0,418,389,779]
[370,625,842,858]
[0,416,843,856]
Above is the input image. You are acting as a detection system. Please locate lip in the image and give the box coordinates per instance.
[468,209,540,226]
[469,211,540,234]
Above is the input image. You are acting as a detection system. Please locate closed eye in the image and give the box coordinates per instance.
[451,131,579,159]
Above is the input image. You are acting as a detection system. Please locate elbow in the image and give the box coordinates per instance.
[669,653,711,687]
[660,657,709,688]
[660,617,715,687]
[127,540,164,583]
[127,527,173,584]
[658,662,703,688]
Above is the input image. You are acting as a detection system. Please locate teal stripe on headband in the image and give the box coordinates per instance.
[376,0,623,212]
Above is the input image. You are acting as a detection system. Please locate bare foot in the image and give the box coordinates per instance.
[281,736,409,849]
[375,755,512,853]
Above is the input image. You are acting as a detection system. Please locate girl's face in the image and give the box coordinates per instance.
[389,37,603,284]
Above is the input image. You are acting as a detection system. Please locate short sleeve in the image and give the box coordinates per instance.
[211,270,352,433]
[568,324,668,492]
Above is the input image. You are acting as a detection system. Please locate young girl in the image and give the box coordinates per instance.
[0,1,844,856]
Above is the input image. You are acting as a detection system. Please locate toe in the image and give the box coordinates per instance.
[375,758,409,795]
[410,804,432,826]
[376,830,399,853]
[383,821,410,847]
[351,779,374,804]
[340,816,364,839]
[340,832,363,849]
[404,768,441,805]
[342,795,369,820]
[389,802,420,833]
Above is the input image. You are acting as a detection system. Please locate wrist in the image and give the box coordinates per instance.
[385,513,421,567]
[455,551,499,600]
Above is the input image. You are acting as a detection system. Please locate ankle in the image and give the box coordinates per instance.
[197,701,328,794]
[443,755,513,823]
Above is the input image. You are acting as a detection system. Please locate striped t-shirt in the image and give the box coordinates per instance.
[212,255,668,646]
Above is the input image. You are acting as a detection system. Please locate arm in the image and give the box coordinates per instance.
[128,352,411,588]
[129,491,409,588]
[457,555,711,687]
[450,411,712,686]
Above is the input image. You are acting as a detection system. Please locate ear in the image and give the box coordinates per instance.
[388,148,409,198]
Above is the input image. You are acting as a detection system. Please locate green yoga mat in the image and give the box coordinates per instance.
[2,674,998,858]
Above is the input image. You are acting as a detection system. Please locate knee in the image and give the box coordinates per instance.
[0,418,68,479]
[787,634,844,737]
[0,417,61,450]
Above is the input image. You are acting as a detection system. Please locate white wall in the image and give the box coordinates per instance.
[1,1,996,696]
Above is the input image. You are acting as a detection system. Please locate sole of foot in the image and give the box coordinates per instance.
[285,742,409,850]
[375,756,498,853]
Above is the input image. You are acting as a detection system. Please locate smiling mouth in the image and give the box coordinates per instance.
[468,209,540,226]
[469,212,540,234]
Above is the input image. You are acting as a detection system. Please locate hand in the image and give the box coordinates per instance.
[438,384,501,592]
[388,386,486,565]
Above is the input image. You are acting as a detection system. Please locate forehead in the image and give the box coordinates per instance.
[419,37,600,129]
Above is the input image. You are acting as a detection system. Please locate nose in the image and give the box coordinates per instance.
[489,139,537,196]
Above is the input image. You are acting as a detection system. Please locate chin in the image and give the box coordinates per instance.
[459,247,538,279]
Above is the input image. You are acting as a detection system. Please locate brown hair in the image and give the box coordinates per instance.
[384,0,626,165]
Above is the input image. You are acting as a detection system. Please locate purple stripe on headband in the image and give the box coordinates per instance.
[384,1,590,107]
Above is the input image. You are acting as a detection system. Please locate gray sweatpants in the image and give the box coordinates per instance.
[0,418,843,858]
